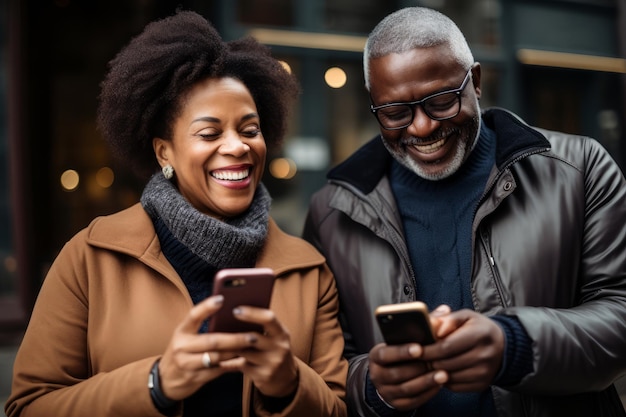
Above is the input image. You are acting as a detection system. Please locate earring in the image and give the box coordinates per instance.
[162,164,174,180]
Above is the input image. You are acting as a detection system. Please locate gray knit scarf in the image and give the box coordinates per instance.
[140,172,271,268]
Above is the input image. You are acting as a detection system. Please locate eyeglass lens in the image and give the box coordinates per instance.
[376,93,461,129]
[372,68,472,130]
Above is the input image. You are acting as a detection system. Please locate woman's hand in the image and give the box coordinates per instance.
[158,295,298,402]
[158,295,254,401]
[219,306,299,398]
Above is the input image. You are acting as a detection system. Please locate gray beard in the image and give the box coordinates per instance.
[386,115,481,181]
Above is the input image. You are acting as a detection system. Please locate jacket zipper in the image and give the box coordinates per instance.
[479,228,509,308]
[471,146,550,309]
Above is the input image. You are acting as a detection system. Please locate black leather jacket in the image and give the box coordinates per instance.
[303,108,626,417]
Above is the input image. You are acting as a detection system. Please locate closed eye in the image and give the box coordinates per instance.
[197,132,220,140]
[241,129,261,138]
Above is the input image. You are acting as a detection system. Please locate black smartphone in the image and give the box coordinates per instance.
[208,267,275,334]
[375,301,436,345]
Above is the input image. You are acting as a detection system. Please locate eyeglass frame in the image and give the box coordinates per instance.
[369,67,473,130]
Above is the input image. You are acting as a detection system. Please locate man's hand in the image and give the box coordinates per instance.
[422,309,505,392]
[368,343,448,411]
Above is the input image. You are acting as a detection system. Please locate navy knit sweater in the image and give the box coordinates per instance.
[154,217,243,417]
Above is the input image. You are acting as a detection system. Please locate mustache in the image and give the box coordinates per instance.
[401,127,461,146]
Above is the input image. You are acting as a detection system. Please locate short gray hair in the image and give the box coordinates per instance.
[364,7,474,90]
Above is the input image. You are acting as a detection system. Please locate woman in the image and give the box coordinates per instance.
[5,10,347,417]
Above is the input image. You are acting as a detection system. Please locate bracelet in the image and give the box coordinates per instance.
[148,359,178,413]
[375,388,396,410]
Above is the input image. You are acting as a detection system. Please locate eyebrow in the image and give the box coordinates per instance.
[372,69,472,107]
[191,113,259,124]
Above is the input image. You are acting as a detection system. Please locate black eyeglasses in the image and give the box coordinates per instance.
[370,68,473,130]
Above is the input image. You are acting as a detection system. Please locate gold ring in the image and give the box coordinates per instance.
[202,351,212,368]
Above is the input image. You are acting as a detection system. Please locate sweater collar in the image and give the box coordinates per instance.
[140,173,270,269]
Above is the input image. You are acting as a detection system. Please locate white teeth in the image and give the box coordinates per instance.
[212,168,249,181]
[415,138,445,154]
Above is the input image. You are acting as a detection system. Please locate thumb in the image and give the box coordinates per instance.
[179,294,224,334]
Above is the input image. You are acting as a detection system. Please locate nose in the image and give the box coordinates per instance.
[219,133,251,156]
[406,105,440,138]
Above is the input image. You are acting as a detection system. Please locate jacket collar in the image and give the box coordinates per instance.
[482,107,551,170]
[85,203,325,277]
[327,107,550,194]
[327,136,392,195]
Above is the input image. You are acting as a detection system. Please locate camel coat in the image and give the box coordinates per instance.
[6,203,347,417]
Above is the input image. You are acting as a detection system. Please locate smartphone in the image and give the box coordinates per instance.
[375,301,436,345]
[208,267,275,334]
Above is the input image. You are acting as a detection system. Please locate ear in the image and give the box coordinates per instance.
[471,62,482,99]
[153,137,172,168]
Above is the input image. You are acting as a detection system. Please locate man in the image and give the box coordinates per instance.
[303,6,626,417]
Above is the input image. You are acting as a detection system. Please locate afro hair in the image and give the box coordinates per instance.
[97,10,300,179]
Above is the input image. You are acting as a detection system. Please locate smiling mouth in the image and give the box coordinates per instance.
[413,138,446,154]
[211,168,250,181]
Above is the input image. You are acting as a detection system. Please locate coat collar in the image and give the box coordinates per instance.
[85,203,325,277]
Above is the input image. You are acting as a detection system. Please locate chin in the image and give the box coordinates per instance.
[395,149,463,181]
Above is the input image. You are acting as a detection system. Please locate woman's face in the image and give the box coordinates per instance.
[154,77,266,219]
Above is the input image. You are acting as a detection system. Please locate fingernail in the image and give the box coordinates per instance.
[247,334,258,344]
[434,371,448,384]
[233,307,241,315]
[213,295,224,305]
[408,344,422,357]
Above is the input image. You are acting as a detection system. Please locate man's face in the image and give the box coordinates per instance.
[368,45,482,180]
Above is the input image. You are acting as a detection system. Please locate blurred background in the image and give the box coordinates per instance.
[1,0,625,411]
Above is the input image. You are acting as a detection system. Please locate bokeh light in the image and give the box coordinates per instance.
[95,167,115,188]
[324,66,347,88]
[60,169,80,191]
[269,157,297,179]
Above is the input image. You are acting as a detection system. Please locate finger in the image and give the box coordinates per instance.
[443,364,493,387]
[389,384,441,411]
[232,306,284,337]
[370,343,424,366]
[429,305,451,338]
[186,332,260,354]
[430,304,451,317]
[421,339,473,366]
[426,315,503,364]
[370,359,432,387]
[197,350,243,369]
[178,295,224,334]
[431,340,498,373]
[422,332,476,362]
[170,350,228,373]
[434,310,470,339]
[218,356,247,370]
[376,370,448,411]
